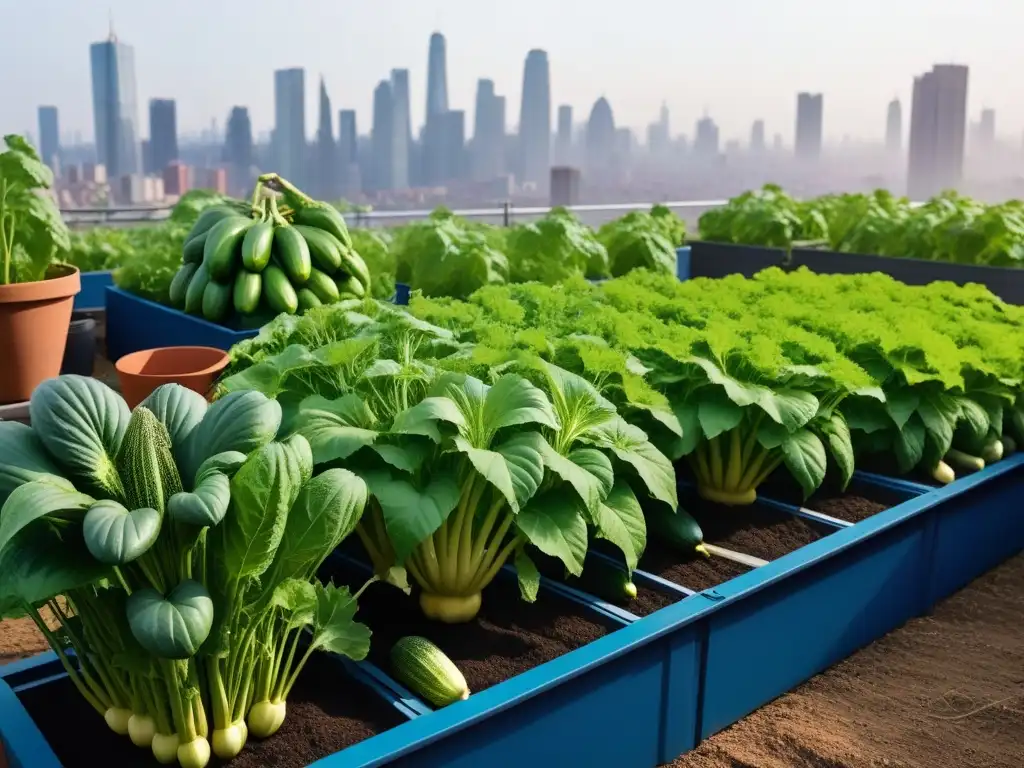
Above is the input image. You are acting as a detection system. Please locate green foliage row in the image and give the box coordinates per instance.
[699,185,1024,267]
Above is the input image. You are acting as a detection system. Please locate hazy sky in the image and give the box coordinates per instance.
[3,0,1023,145]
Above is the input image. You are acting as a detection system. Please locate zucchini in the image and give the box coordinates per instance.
[646,506,708,558]
[293,205,352,250]
[296,288,322,313]
[338,248,371,293]
[273,226,312,284]
[931,460,955,485]
[233,270,262,315]
[262,264,298,315]
[294,225,343,273]
[202,280,233,323]
[184,205,237,243]
[944,448,984,474]
[241,219,274,272]
[335,274,366,299]
[305,268,341,304]
[390,636,469,708]
[980,436,1003,465]
[182,230,208,264]
[203,216,253,281]
[168,263,199,308]
[574,558,636,603]
[184,262,211,315]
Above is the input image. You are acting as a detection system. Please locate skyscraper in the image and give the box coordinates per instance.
[586,97,616,172]
[315,78,337,199]
[473,80,506,181]
[426,32,449,120]
[421,32,451,186]
[750,120,766,152]
[338,110,358,187]
[694,117,720,158]
[795,93,824,160]
[274,67,306,185]
[518,49,552,187]
[90,26,142,177]
[907,64,968,199]
[390,69,411,190]
[977,108,996,149]
[223,106,253,196]
[37,106,60,169]
[647,103,670,156]
[148,99,179,174]
[371,80,394,191]
[439,110,466,182]
[886,99,902,152]
[555,105,573,165]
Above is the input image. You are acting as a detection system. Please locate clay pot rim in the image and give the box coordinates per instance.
[115,346,230,379]
[0,264,81,305]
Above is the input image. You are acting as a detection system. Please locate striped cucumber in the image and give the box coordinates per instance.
[233,270,262,315]
[305,268,341,304]
[390,636,469,708]
[296,288,323,313]
[335,274,366,299]
[184,205,237,243]
[169,263,199,308]
[241,219,274,272]
[184,262,211,315]
[202,280,233,323]
[273,226,312,284]
[204,216,253,281]
[294,225,343,273]
[262,264,298,315]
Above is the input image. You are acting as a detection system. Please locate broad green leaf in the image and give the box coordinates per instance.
[539,361,617,444]
[168,471,231,527]
[515,548,540,602]
[582,417,677,508]
[83,500,161,564]
[194,451,248,482]
[819,412,855,489]
[482,374,559,433]
[672,396,702,456]
[370,440,432,473]
[0,477,94,556]
[217,436,310,582]
[895,415,926,473]
[842,397,892,434]
[309,582,371,660]
[884,389,920,431]
[217,361,281,396]
[127,580,213,659]
[781,430,827,499]
[956,397,990,446]
[29,375,130,495]
[758,389,819,431]
[270,578,317,627]
[593,482,646,571]
[494,432,546,508]
[516,489,589,577]
[364,469,461,562]
[139,384,208,456]
[0,422,62,506]
[918,393,958,456]
[294,394,379,465]
[697,388,744,439]
[184,390,282,481]
[757,419,790,449]
[536,439,611,513]
[390,397,461,440]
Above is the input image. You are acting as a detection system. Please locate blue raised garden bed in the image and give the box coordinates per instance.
[2,456,1021,767]
[104,286,258,361]
[73,271,114,311]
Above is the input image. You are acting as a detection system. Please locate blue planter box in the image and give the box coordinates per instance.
[73,271,114,311]
[2,456,1021,767]
[104,286,258,361]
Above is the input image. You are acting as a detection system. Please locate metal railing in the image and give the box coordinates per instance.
[61,199,731,230]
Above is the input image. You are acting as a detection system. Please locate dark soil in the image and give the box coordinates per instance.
[17,653,402,768]
[674,551,1024,768]
[334,572,613,696]
[638,538,752,593]
[808,494,890,524]
[535,554,683,618]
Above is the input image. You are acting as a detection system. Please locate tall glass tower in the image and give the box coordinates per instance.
[518,49,551,188]
[90,25,141,178]
[274,68,307,185]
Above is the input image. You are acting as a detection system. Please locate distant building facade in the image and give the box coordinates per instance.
[907,64,968,199]
[795,92,823,160]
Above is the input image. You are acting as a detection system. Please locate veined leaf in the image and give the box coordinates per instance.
[309,583,371,660]
[139,384,208,457]
[294,394,379,464]
[884,389,920,431]
[516,489,589,577]
[390,397,460,440]
[894,414,927,473]
[0,422,62,507]
[363,469,461,562]
[819,412,855,489]
[514,548,540,602]
[0,477,95,557]
[537,439,611,513]
[538,361,617,445]
[581,416,677,508]
[697,387,744,440]
[781,429,827,499]
[592,482,646,571]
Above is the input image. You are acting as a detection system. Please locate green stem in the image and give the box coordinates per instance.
[207,658,231,730]
[272,625,304,702]
[737,445,773,490]
[471,534,524,592]
[281,643,317,700]
[469,509,515,588]
[708,435,724,487]
[466,498,504,577]
[27,609,108,715]
[162,660,197,742]
[723,428,744,491]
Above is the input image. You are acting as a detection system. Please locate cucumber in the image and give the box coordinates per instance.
[944,448,984,474]
[931,460,955,485]
[390,636,469,708]
[296,288,322,313]
[168,263,199,308]
[184,205,237,243]
[980,436,1004,465]
[293,204,352,250]
[305,268,341,304]
[294,225,343,273]
[273,225,312,284]
[335,274,366,299]
[203,216,253,281]
[646,506,708,557]
[338,248,371,293]
[1009,407,1024,445]
[1001,435,1017,455]
[574,558,637,603]
[241,219,274,272]
[262,264,298,315]
[233,270,262,315]
[183,262,211,315]
[182,230,209,264]
[202,280,233,323]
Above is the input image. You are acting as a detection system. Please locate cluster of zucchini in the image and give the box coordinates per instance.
[169,174,371,325]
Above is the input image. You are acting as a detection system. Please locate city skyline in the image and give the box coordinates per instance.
[7,1,1023,146]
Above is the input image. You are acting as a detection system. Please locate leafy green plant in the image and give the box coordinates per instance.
[0,377,377,767]
[598,205,684,277]
[0,135,70,284]
[506,207,609,283]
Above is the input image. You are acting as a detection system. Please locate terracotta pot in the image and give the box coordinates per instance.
[116,346,230,409]
[0,265,81,404]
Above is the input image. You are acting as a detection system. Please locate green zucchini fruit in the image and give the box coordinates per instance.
[169,263,199,308]
[184,205,237,243]
[262,264,298,315]
[335,274,366,299]
[390,636,469,708]
[273,226,312,284]
[182,230,209,264]
[305,268,341,304]
[241,219,274,272]
[293,204,352,249]
[646,506,708,558]
[575,558,637,603]
[944,448,984,474]
[233,270,262,315]
[294,225,343,273]
[338,248,371,292]
[203,216,253,281]
[296,288,322,313]
[184,262,211,315]
[202,280,233,323]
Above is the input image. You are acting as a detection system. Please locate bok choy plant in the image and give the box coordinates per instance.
[0,376,375,767]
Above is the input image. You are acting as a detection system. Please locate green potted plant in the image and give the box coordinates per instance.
[0,134,77,403]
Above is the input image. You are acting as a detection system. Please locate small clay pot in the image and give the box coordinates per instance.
[0,264,81,404]
[61,314,98,377]
[116,346,230,409]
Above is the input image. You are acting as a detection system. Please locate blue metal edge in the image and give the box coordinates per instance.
[74,270,114,310]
